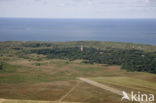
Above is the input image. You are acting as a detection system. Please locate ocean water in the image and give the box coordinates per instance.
[0,18,156,45]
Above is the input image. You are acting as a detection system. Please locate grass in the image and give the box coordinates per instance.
[0,58,116,83]
[0,64,19,73]
[2,99,81,103]
[63,81,134,103]
[0,58,156,103]
[90,77,156,95]
[0,74,54,83]
[72,66,100,72]
[0,81,77,101]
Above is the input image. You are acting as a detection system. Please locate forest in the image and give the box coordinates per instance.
[0,41,156,73]
[30,47,156,73]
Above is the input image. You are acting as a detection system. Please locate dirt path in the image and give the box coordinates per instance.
[58,81,81,103]
[78,77,123,96]
[78,77,150,103]
[0,99,6,103]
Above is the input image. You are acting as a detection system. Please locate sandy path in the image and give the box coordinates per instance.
[78,77,150,103]
[78,77,123,96]
[58,81,81,103]
[0,99,5,103]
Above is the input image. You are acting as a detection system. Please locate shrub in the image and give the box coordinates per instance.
[0,63,3,70]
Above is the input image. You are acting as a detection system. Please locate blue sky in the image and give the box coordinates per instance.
[0,0,156,18]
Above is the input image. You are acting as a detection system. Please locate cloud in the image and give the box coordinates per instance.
[87,0,93,5]
[57,3,65,7]
[34,0,48,5]
[0,0,156,18]
[0,0,16,1]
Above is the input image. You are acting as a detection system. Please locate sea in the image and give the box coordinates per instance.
[0,18,156,45]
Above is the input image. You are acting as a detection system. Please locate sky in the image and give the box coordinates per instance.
[0,0,156,18]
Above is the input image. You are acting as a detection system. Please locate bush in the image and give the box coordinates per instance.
[0,63,3,70]
[35,63,41,66]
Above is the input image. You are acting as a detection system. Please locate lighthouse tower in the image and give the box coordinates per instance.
[80,43,84,51]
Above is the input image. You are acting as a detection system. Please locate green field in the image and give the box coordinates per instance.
[0,58,155,103]
[0,41,156,103]
[90,77,156,94]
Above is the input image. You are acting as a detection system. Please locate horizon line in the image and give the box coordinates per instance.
[0,40,155,46]
[0,17,156,19]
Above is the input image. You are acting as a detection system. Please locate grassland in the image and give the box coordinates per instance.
[1,99,81,103]
[90,77,156,95]
[0,56,156,103]
[0,41,156,103]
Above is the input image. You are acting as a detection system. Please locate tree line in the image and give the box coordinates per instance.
[30,47,156,73]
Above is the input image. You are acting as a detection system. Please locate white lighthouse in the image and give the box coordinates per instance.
[80,43,84,51]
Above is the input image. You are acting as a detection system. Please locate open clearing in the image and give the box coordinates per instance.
[89,77,156,94]
[0,58,156,103]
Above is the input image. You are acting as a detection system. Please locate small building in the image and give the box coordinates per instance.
[80,43,84,51]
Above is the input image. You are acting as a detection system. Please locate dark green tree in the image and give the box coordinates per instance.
[0,62,3,70]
